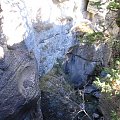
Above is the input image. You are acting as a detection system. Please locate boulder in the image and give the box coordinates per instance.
[63,43,111,87]
[40,61,103,120]
[39,63,80,120]
[0,42,43,120]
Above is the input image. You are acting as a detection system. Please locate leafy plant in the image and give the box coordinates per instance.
[107,1,120,11]
[94,60,120,95]
[92,1,102,9]
[79,32,105,44]
[111,110,120,120]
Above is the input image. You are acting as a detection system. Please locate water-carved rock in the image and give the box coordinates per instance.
[0,42,43,120]
[64,43,111,87]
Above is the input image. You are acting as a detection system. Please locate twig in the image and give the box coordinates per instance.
[72,81,93,120]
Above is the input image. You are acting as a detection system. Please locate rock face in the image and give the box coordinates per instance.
[0,43,43,120]
[1,0,101,119]
[1,0,89,76]
[31,0,89,75]
[87,0,119,35]
[63,43,111,87]
[40,62,103,120]
[1,1,43,119]
[40,64,80,120]
[1,0,115,119]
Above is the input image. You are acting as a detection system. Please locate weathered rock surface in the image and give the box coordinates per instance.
[87,0,119,36]
[63,43,111,87]
[0,42,43,120]
[40,63,80,120]
[1,2,43,119]
[1,0,89,76]
[1,0,115,119]
[40,62,103,120]
[31,0,89,75]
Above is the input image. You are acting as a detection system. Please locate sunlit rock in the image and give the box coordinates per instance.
[0,46,4,59]
[1,0,89,75]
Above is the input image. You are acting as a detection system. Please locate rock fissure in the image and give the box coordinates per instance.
[66,52,102,63]
[1,0,119,119]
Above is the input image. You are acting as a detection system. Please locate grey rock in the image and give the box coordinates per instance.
[84,85,99,94]
[1,0,90,76]
[93,92,101,99]
[40,66,81,120]
[40,62,102,120]
[84,85,101,98]
[93,113,99,118]
[87,0,119,38]
[63,43,111,87]
[0,42,43,120]
[41,91,80,120]
[100,71,108,78]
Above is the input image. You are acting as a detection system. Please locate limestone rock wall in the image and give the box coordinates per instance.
[0,42,43,120]
[63,43,111,87]
[1,0,33,46]
[0,0,115,119]
[30,0,88,75]
[1,0,113,86]
[1,0,88,76]
[87,0,119,35]
[1,1,43,119]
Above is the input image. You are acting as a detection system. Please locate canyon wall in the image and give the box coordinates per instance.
[1,0,88,76]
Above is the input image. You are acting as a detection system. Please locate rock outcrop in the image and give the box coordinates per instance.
[1,2,42,119]
[87,0,119,36]
[31,0,89,75]
[63,43,111,87]
[1,0,117,119]
[0,42,43,120]
[40,62,103,120]
[1,0,89,76]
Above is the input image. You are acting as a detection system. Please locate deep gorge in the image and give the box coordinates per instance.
[0,0,120,120]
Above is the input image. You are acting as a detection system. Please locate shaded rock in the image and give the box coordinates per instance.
[41,91,80,120]
[0,42,42,120]
[1,0,89,76]
[40,64,81,120]
[92,113,99,119]
[40,62,103,120]
[84,85,101,99]
[63,43,111,87]
[100,70,108,78]
[84,85,100,94]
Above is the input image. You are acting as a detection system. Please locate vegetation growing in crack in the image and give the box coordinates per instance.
[39,0,120,120]
[75,0,120,119]
[94,60,120,95]
[78,32,105,44]
[107,1,120,11]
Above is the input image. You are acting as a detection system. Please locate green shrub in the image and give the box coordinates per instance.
[79,32,105,44]
[111,110,120,120]
[94,60,120,95]
[107,1,120,11]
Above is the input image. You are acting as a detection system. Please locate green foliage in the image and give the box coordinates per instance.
[111,110,120,120]
[92,1,102,9]
[89,0,106,9]
[107,1,120,11]
[80,32,105,44]
[94,60,120,95]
